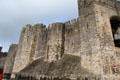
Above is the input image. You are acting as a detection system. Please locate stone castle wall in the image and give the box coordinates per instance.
[78,0,116,11]
[46,23,65,61]
[32,24,47,60]
[117,1,120,15]
[64,18,80,56]
[3,44,18,79]
[12,24,47,75]
[7,0,120,80]
[78,1,119,79]
[92,3,117,79]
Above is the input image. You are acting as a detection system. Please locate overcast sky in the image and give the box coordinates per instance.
[1,0,120,52]
[0,0,78,52]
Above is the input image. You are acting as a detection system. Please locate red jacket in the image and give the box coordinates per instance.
[113,66,117,70]
[0,69,3,80]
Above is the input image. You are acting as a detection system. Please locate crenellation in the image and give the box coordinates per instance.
[78,0,116,8]
[64,18,80,56]
[48,22,64,29]
[65,18,78,25]
[34,24,46,27]
[78,0,117,16]
[25,24,32,30]
[70,19,77,24]
[3,0,120,80]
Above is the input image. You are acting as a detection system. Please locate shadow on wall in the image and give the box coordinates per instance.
[110,16,120,47]
[14,54,100,80]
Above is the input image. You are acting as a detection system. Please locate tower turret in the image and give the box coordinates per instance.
[78,0,117,16]
[77,0,119,80]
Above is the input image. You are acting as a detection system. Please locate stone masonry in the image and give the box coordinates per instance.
[46,23,65,61]
[12,24,47,75]
[3,0,120,80]
[3,44,17,79]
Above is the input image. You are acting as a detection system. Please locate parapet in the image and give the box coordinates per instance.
[78,0,117,8]
[48,22,64,29]
[33,24,47,32]
[65,18,79,25]
[22,24,47,33]
[25,24,32,29]
[20,24,32,34]
[64,18,80,36]
[34,24,46,28]
[48,22,64,33]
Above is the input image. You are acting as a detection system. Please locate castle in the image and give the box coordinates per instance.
[1,0,120,80]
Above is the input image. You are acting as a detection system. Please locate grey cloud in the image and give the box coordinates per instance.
[0,0,78,52]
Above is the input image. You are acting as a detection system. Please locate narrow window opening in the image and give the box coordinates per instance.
[110,16,120,47]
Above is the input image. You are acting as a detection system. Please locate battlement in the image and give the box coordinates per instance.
[34,24,46,28]
[25,24,32,29]
[24,24,46,30]
[7,0,120,79]
[21,24,32,34]
[78,0,116,8]
[65,18,79,25]
[33,24,47,32]
[48,22,64,29]
[21,24,47,35]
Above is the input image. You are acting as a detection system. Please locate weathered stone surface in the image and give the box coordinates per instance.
[4,0,120,80]
[32,24,47,60]
[93,3,117,79]
[12,24,47,76]
[64,18,80,56]
[46,23,65,61]
[3,44,18,79]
